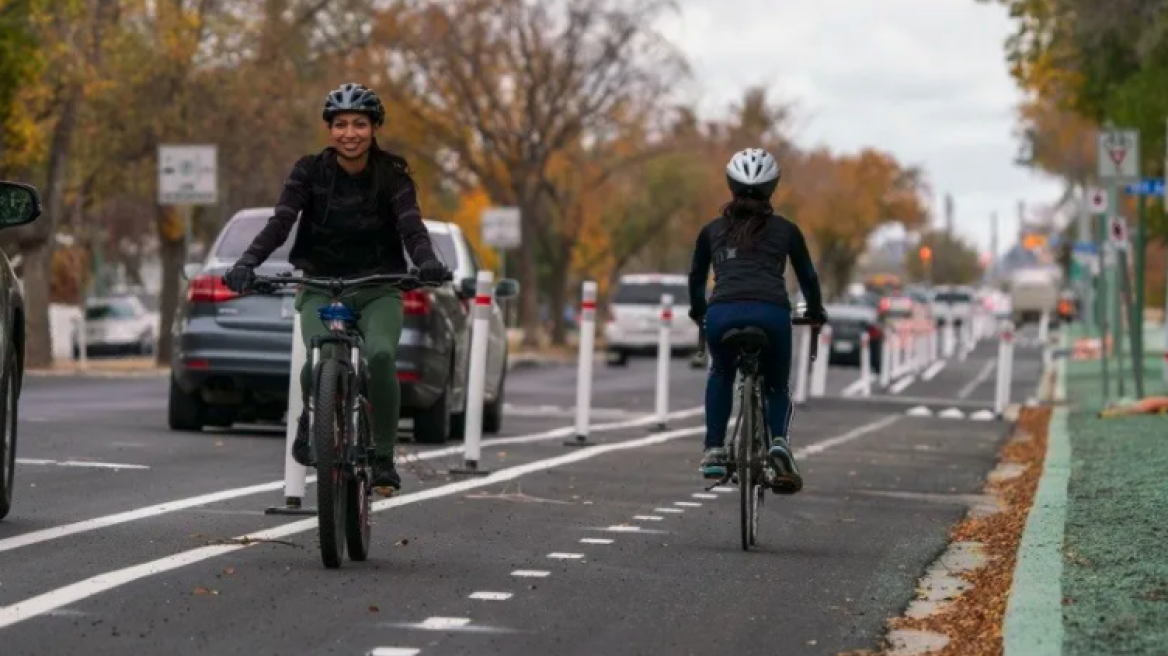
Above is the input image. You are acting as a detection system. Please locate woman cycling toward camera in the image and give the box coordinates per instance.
[686,148,828,494]
[221,82,450,495]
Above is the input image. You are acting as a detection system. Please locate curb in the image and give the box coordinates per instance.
[26,368,171,379]
[1002,333,1070,656]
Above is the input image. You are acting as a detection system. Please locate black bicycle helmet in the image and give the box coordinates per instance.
[322,82,386,126]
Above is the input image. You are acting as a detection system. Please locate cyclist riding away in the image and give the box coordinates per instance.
[686,148,828,494]
[222,82,450,494]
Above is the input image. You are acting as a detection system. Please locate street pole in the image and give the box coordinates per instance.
[1133,192,1147,394]
[1077,194,1095,333]
[1096,208,1111,403]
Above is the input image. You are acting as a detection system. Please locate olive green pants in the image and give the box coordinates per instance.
[296,286,404,458]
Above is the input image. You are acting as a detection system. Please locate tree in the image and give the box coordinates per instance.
[368,0,688,345]
[905,230,983,285]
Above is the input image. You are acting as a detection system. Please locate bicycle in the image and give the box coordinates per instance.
[250,269,451,568]
[696,313,823,551]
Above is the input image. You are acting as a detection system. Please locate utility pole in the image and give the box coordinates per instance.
[944,193,954,236]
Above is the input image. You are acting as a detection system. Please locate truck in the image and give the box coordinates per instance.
[1008,267,1061,325]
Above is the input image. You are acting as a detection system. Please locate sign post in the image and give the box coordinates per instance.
[481,206,521,327]
[1096,128,1140,404]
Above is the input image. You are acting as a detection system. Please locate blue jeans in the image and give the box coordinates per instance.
[704,301,794,450]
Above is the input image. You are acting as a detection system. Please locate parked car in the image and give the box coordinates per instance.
[71,295,158,358]
[931,285,975,327]
[604,273,699,366]
[168,208,517,443]
[826,303,883,371]
[0,180,43,521]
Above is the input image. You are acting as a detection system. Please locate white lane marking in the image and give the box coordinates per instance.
[957,359,996,399]
[547,553,584,559]
[469,592,513,600]
[888,375,916,395]
[711,487,735,493]
[580,538,613,544]
[369,649,420,656]
[15,459,149,470]
[840,378,865,397]
[511,570,550,578]
[0,405,706,556]
[655,508,683,513]
[921,360,947,381]
[601,525,644,532]
[674,501,701,507]
[0,414,900,629]
[633,515,663,521]
[692,493,718,499]
[420,617,471,629]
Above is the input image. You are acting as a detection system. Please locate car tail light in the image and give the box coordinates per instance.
[397,370,420,381]
[188,274,238,303]
[879,298,891,312]
[403,290,431,315]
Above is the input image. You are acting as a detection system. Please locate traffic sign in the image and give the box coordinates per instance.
[481,206,521,249]
[158,144,218,205]
[1123,178,1165,196]
[1108,215,1129,251]
[1097,129,1140,181]
[1086,187,1108,213]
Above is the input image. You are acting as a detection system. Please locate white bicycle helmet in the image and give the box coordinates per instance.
[725,148,781,199]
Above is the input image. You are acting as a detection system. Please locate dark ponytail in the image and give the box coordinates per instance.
[720,196,771,248]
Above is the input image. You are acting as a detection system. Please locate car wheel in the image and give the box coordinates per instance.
[168,376,205,432]
[0,347,18,521]
[483,372,505,434]
[606,349,628,367]
[414,378,451,445]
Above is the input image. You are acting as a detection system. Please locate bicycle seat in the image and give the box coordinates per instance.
[721,326,770,351]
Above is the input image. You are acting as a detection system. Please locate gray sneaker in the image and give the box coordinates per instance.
[767,437,803,493]
[699,447,729,479]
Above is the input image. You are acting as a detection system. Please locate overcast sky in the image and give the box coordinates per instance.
[659,0,1065,256]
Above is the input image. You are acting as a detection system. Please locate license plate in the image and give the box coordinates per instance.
[834,341,854,353]
[281,295,295,319]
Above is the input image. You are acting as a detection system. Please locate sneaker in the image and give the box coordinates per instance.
[291,411,313,467]
[767,437,803,494]
[372,457,401,495]
[699,446,729,479]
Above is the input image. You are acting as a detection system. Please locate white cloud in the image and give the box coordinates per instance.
[658,0,1066,256]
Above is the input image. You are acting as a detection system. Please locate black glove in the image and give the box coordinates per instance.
[417,258,449,284]
[806,305,829,325]
[688,306,705,327]
[223,264,256,293]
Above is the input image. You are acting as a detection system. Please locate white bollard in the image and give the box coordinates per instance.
[452,270,495,474]
[994,321,1015,417]
[859,331,872,397]
[944,319,956,358]
[958,321,969,362]
[880,329,892,388]
[930,324,939,363]
[266,314,312,515]
[793,326,812,405]
[810,324,832,397]
[653,293,673,429]
[889,332,901,378]
[566,281,598,447]
[1038,311,1050,345]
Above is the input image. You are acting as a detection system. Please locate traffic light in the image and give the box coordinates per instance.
[1022,233,1046,250]
[919,245,932,262]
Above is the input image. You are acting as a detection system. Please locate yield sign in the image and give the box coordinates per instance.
[1097,129,1140,180]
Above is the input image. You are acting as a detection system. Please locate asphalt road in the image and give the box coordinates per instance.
[0,331,1044,656]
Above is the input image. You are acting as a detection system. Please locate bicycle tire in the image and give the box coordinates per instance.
[739,373,756,551]
[313,357,348,569]
[345,390,373,561]
[750,383,767,546]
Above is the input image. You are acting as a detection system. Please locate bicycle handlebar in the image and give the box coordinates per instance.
[248,270,453,296]
[694,313,826,360]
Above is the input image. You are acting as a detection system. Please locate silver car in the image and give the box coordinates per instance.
[168,208,517,444]
[71,295,158,358]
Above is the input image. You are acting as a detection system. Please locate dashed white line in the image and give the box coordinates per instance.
[840,378,866,397]
[710,487,735,493]
[469,592,513,600]
[420,617,471,629]
[674,501,702,507]
[579,538,613,544]
[633,515,663,521]
[889,375,916,395]
[547,552,584,559]
[692,493,718,499]
[921,360,947,381]
[655,507,684,513]
[15,459,149,470]
[369,648,420,656]
[511,570,551,578]
[957,359,996,399]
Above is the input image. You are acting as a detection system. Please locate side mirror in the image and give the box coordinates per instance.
[458,277,477,299]
[182,263,201,281]
[0,181,42,229]
[494,278,520,299]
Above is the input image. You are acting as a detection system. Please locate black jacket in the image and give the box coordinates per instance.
[235,147,436,274]
[687,213,824,316]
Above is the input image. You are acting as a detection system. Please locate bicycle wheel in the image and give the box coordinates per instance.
[346,390,373,561]
[750,384,767,547]
[739,373,756,551]
[313,357,348,569]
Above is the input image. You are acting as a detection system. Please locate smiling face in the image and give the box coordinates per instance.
[329,112,376,161]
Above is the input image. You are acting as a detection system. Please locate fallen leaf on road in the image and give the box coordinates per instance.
[223,567,235,576]
[368,606,380,613]
[193,587,219,596]
[396,538,410,546]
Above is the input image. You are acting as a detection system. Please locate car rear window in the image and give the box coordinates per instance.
[86,302,137,320]
[934,292,973,303]
[214,213,295,262]
[613,282,689,305]
[428,232,459,269]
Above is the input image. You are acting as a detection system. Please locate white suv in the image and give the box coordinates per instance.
[604,274,699,366]
[931,285,975,327]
